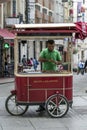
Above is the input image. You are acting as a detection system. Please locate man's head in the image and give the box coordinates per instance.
[47,40,55,52]
[23,55,25,57]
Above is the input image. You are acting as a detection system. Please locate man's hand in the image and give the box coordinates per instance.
[49,59,62,65]
[48,59,57,64]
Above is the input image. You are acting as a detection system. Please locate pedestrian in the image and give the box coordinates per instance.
[22,55,27,66]
[4,57,9,76]
[84,59,87,72]
[27,58,33,68]
[30,58,34,66]
[36,39,62,112]
[33,58,39,71]
[77,60,85,75]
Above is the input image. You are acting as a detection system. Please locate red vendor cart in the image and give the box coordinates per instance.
[5,23,85,118]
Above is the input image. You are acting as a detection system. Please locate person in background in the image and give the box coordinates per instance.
[33,58,39,71]
[27,58,33,68]
[84,59,87,72]
[30,58,34,66]
[4,57,8,76]
[36,40,62,112]
[22,55,27,66]
[77,60,85,75]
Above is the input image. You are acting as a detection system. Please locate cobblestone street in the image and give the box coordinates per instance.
[0,73,87,130]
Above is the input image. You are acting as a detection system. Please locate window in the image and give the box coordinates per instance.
[13,0,16,17]
[49,11,52,16]
[35,5,40,11]
[43,8,47,14]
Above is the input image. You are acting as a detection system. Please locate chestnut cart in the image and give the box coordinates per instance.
[5,23,79,118]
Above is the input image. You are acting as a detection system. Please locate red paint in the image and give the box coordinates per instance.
[14,75,73,103]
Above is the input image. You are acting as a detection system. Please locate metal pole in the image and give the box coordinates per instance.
[1,3,4,28]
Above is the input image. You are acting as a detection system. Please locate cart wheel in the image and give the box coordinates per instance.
[5,94,28,116]
[46,94,69,118]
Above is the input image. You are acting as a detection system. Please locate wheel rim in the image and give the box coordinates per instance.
[5,94,28,116]
[46,94,69,118]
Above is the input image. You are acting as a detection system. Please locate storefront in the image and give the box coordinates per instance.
[0,28,15,77]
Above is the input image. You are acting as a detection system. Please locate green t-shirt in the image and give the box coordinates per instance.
[40,48,62,71]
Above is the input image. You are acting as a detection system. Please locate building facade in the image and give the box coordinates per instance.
[0,0,55,27]
[1,0,79,73]
[72,0,87,69]
[0,0,72,27]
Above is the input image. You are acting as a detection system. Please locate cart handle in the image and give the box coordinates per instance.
[11,90,17,95]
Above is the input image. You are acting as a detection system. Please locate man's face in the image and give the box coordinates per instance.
[48,43,55,52]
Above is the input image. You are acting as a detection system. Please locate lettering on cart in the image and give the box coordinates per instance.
[33,80,58,83]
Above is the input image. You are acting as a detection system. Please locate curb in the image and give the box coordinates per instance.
[0,80,14,85]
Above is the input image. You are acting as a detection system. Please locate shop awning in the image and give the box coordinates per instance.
[0,29,15,39]
[75,22,87,40]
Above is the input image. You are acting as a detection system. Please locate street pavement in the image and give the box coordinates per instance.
[0,77,14,84]
[0,73,87,130]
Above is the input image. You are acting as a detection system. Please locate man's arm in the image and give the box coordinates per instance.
[49,59,62,65]
[38,57,48,62]
[39,57,62,65]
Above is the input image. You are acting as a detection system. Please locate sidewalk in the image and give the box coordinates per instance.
[0,77,14,84]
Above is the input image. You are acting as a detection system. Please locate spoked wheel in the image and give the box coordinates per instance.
[5,94,28,116]
[46,94,69,118]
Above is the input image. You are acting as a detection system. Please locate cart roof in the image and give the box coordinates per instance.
[13,23,76,29]
[13,22,87,40]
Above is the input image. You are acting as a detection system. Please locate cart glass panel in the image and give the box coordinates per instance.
[14,27,73,75]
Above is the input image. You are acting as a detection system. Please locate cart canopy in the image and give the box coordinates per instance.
[13,22,87,40]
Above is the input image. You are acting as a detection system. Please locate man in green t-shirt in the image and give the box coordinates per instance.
[39,40,62,71]
[36,40,62,112]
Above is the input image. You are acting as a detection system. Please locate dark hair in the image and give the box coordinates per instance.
[47,40,54,44]
[23,55,25,57]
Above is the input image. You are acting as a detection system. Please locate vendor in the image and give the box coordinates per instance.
[38,40,62,71]
[36,40,62,112]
